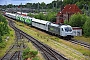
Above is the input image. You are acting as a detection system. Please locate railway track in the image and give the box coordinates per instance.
[0,44,15,60]
[0,38,23,60]
[0,43,23,60]
[68,39,90,49]
[0,45,22,60]
[9,51,21,60]
[0,18,25,60]
[7,16,68,60]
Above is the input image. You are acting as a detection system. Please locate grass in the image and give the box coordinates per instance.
[21,38,45,60]
[0,25,15,58]
[74,36,90,44]
[15,21,90,60]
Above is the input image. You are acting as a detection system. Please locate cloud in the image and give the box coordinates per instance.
[0,0,54,5]
[0,0,8,5]
[11,0,31,1]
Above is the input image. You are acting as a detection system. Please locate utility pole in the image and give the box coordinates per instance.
[52,2,55,12]
[56,1,57,9]
[56,0,58,11]
[38,2,39,12]
[16,6,17,13]
[5,1,7,10]
[53,3,54,9]
[54,0,58,8]
[21,3,22,14]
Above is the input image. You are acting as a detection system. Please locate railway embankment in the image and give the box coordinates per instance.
[15,21,90,60]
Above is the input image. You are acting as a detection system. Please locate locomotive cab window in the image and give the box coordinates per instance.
[65,27,72,32]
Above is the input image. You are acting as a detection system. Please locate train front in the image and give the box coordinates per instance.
[61,25,74,39]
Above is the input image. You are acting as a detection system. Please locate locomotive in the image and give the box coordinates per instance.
[5,12,73,39]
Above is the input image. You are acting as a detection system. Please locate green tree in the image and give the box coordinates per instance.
[40,2,46,9]
[28,12,57,22]
[38,13,44,20]
[83,17,90,37]
[0,36,2,43]
[57,0,63,8]
[22,47,38,60]
[28,13,34,17]
[46,3,52,9]
[64,20,69,25]
[22,47,30,60]
[63,0,75,6]
[26,3,32,8]
[32,3,38,9]
[68,13,87,27]
[76,1,85,9]
[0,14,9,36]
[29,51,38,58]
[7,4,14,8]
[0,14,9,48]
[44,12,56,21]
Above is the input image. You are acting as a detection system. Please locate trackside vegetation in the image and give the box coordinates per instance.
[0,14,9,36]
[28,12,56,22]
[0,22,15,58]
[22,47,39,60]
[0,13,9,48]
[83,17,90,37]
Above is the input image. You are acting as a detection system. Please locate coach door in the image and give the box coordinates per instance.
[60,28,64,36]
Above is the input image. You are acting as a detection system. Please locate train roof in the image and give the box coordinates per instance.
[49,23,72,28]
[32,19,50,25]
[50,23,60,27]
[61,25,72,28]
[5,12,16,16]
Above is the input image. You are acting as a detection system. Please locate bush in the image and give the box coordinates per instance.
[0,14,9,36]
[0,42,6,48]
[32,56,39,60]
[45,12,56,21]
[83,17,90,37]
[23,47,30,55]
[28,13,34,17]
[0,36,2,43]
[22,47,38,60]
[69,13,87,27]
[22,47,30,60]
[27,12,57,22]
[64,20,69,25]
[30,51,38,58]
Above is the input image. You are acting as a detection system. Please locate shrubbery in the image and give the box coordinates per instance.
[0,35,6,48]
[0,14,9,36]
[66,13,87,28]
[83,17,90,37]
[22,47,38,60]
[0,13,9,48]
[0,36,2,43]
[64,13,90,37]
[28,12,56,22]
[0,42,6,48]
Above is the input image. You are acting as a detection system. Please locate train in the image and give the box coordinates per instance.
[5,12,74,39]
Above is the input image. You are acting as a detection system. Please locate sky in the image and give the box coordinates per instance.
[0,0,54,5]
